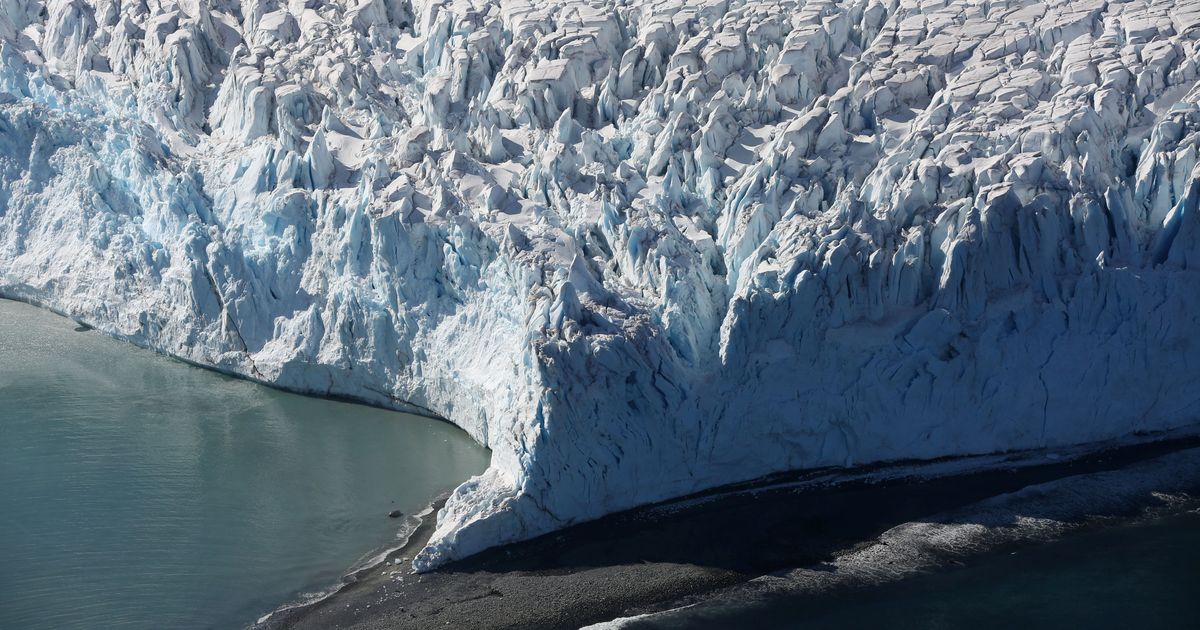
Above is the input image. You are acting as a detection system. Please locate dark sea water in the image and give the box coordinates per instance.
[0,299,489,629]
[645,510,1200,629]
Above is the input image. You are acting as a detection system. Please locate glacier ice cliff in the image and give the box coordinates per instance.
[2,0,1200,569]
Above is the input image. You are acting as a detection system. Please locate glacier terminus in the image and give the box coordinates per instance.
[2,0,1200,572]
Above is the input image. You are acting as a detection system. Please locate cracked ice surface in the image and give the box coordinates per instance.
[2,0,1200,569]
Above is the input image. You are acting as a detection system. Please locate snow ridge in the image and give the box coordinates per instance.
[2,0,1199,568]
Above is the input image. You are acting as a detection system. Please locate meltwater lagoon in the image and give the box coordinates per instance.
[0,299,489,629]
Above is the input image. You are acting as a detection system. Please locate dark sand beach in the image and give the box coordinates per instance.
[261,432,1200,630]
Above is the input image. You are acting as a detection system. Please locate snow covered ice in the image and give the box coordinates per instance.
[2,0,1200,569]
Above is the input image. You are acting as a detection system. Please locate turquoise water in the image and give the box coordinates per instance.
[644,510,1200,629]
[0,299,489,629]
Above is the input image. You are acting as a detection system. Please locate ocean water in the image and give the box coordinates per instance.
[643,510,1200,629]
[0,299,489,629]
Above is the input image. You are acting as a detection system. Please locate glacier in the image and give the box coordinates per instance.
[1,0,1199,570]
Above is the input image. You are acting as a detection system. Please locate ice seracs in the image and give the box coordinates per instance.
[2,0,1200,570]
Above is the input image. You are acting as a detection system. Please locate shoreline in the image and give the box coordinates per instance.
[264,429,1200,630]
[0,297,490,630]
[5,297,1195,628]
[600,504,1200,629]
[255,504,443,627]
[596,445,1200,628]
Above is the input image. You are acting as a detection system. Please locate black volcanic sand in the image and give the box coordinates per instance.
[262,433,1200,630]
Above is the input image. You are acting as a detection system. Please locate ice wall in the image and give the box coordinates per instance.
[1,0,1199,569]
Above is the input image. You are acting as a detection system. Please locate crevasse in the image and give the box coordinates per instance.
[2,0,1199,570]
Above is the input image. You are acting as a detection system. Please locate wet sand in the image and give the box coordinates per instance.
[261,432,1200,630]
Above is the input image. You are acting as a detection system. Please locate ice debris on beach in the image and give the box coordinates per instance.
[2,0,1200,568]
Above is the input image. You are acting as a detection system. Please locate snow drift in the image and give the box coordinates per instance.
[2,0,1199,569]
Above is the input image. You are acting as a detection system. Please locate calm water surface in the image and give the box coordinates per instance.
[0,299,489,629]
[646,510,1200,629]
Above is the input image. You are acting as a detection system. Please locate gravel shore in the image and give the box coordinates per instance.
[260,432,1200,630]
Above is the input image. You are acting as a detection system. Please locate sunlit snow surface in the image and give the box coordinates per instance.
[2,0,1200,568]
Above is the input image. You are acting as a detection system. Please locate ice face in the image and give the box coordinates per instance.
[2,0,1199,570]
